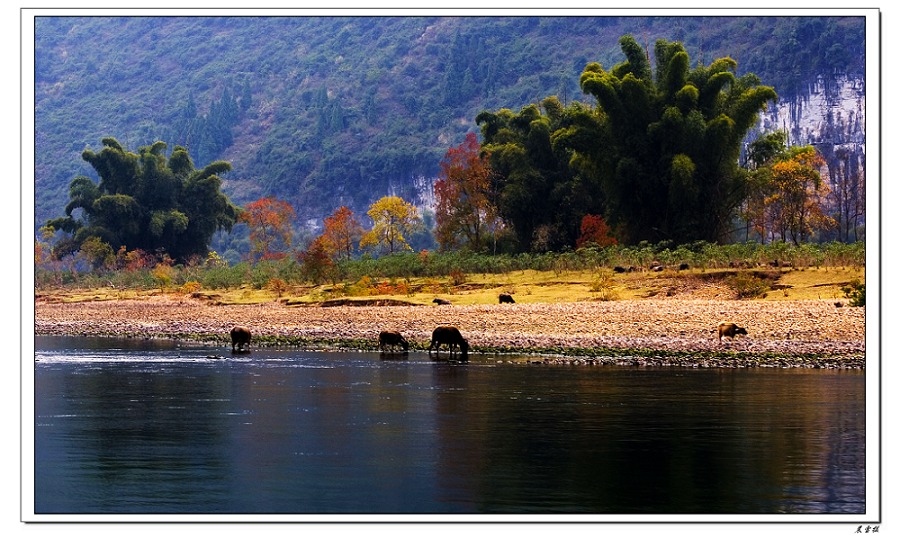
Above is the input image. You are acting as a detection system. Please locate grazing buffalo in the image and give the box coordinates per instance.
[379,330,409,352]
[428,326,469,359]
[499,293,515,304]
[433,298,452,305]
[230,326,252,352]
[717,322,748,342]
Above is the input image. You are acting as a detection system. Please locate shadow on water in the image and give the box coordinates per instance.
[33,335,865,515]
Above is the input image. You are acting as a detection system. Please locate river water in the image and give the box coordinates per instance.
[32,335,866,517]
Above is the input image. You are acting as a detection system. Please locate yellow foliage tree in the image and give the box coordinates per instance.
[766,147,836,244]
[742,143,836,244]
[359,196,422,254]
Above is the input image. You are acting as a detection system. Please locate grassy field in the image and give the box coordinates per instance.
[36,265,865,306]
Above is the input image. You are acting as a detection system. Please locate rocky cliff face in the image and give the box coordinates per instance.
[754,72,867,241]
[757,72,866,189]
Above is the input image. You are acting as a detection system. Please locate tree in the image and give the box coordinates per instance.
[433,132,499,252]
[559,35,778,244]
[477,97,605,251]
[359,196,422,255]
[298,235,335,285]
[576,214,618,248]
[766,147,835,244]
[77,236,115,271]
[238,197,296,261]
[742,138,836,244]
[824,147,866,243]
[46,138,240,263]
[322,206,364,260]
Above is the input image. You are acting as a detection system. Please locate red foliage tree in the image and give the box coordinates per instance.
[576,214,617,248]
[298,235,335,284]
[434,132,498,251]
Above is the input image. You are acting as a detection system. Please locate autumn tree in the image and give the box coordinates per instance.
[824,149,866,242]
[298,235,335,284]
[766,147,836,244]
[576,214,618,248]
[359,196,422,255]
[742,135,836,244]
[238,197,296,261]
[45,137,240,263]
[322,206,364,260]
[433,132,499,252]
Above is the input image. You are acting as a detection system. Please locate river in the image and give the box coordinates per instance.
[32,335,866,518]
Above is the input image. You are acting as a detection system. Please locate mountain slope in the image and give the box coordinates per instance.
[33,14,867,232]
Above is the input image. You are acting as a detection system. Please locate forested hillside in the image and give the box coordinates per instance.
[33,14,867,238]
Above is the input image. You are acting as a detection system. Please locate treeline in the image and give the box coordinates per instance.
[34,240,865,291]
[435,36,858,253]
[40,33,865,284]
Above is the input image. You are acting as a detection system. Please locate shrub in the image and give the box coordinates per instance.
[152,263,175,290]
[589,272,620,301]
[266,277,289,297]
[841,279,865,307]
[727,272,770,299]
[180,281,202,295]
[449,268,466,286]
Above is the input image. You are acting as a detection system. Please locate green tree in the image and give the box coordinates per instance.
[561,35,778,244]
[360,196,422,255]
[46,137,240,263]
[477,97,606,251]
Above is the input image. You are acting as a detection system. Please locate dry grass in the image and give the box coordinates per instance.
[35,266,865,306]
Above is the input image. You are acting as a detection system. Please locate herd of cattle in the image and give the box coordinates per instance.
[229,292,749,360]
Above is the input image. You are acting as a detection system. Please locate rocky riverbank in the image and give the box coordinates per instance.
[33,294,867,369]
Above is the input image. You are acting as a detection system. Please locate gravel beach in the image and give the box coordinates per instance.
[34,295,866,368]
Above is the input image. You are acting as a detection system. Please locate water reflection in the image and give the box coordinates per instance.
[34,336,865,515]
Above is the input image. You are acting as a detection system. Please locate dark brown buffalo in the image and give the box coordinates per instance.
[499,293,515,304]
[433,298,452,305]
[230,326,252,352]
[717,322,748,341]
[428,325,469,359]
[379,330,409,352]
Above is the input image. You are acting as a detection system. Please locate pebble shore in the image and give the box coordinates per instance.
[33,295,866,368]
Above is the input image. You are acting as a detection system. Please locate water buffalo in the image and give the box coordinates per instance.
[230,326,251,352]
[433,298,452,305]
[499,293,515,304]
[379,330,409,352]
[717,322,748,342]
[428,325,469,359]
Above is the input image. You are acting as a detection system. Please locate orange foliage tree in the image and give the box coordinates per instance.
[764,147,835,244]
[742,142,837,244]
[238,197,296,261]
[322,205,364,261]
